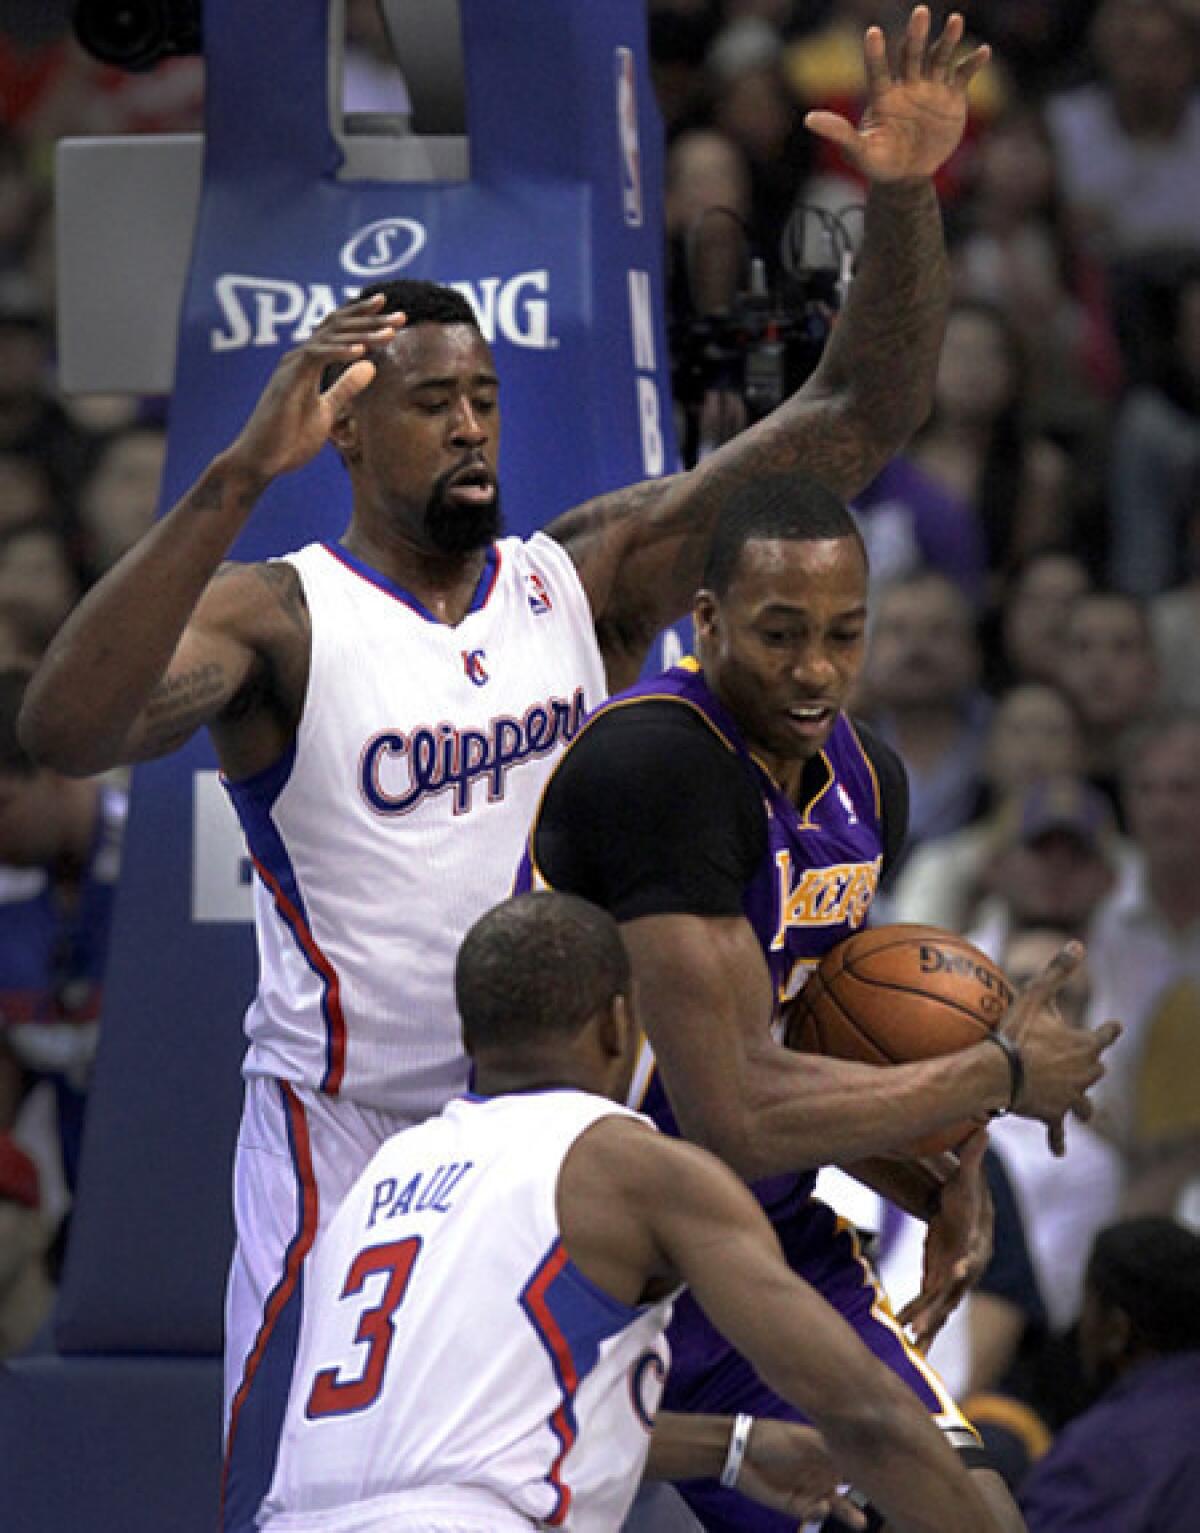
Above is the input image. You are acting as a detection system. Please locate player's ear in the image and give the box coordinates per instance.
[693,588,719,642]
[603,990,636,1064]
[329,405,361,463]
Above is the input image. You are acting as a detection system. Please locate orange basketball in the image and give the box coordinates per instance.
[784,923,1016,1156]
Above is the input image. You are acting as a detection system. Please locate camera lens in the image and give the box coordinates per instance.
[73,0,202,74]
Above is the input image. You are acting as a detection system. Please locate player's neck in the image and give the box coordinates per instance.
[340,525,491,624]
[472,1056,611,1101]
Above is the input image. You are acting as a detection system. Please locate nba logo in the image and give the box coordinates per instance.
[615,47,643,228]
[836,783,858,825]
[527,572,553,615]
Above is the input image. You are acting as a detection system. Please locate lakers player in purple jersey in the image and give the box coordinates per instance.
[517,473,1122,1533]
[22,12,992,1531]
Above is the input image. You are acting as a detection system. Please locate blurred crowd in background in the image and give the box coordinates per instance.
[0,0,1197,1499]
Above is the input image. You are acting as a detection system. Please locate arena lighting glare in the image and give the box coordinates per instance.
[73,0,203,74]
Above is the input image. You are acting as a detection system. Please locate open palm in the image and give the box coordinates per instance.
[805,7,989,184]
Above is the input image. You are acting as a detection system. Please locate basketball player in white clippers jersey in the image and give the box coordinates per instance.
[19,18,985,1525]
[261,891,1007,1533]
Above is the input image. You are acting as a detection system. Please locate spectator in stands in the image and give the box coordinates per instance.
[1150,487,1200,711]
[649,1,722,139]
[892,683,1088,931]
[1019,1216,1200,1532]
[965,776,1121,961]
[0,667,125,1193]
[906,299,1074,584]
[817,1138,1047,1426]
[1109,265,1200,596]
[705,15,814,267]
[968,1,1106,96]
[990,926,1125,1336]
[76,425,167,581]
[851,452,988,605]
[0,303,91,513]
[0,526,80,653]
[986,549,1091,692]
[1046,0,1200,262]
[0,129,41,278]
[1086,712,1200,1213]
[949,102,1122,411]
[854,568,990,877]
[0,451,54,538]
[1055,589,1161,817]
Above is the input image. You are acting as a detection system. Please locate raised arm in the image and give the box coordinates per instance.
[548,9,989,686]
[560,1118,1003,1533]
[18,298,398,777]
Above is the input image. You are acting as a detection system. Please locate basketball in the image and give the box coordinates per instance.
[784,923,1016,1156]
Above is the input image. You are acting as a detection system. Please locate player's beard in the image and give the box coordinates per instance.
[425,471,504,555]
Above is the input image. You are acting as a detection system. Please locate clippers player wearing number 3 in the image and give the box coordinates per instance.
[21,11,985,1530]
[261,892,1006,1533]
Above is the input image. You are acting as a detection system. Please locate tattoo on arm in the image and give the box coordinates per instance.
[765,180,947,499]
[141,662,231,755]
[251,562,309,638]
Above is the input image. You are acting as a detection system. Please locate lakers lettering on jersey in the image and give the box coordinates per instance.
[769,851,882,945]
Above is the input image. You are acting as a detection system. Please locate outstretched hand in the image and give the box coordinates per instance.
[805,6,989,184]
[738,1418,867,1529]
[898,1129,993,1351]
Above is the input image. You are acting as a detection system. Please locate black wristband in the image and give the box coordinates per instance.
[983,1031,1025,1115]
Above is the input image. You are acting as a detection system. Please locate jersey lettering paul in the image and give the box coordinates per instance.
[259,1091,672,1533]
[224,535,606,1115]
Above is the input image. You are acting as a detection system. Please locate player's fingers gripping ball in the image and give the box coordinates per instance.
[784,923,1015,1155]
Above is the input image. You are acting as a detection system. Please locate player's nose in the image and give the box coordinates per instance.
[790,645,838,690]
[450,400,488,445]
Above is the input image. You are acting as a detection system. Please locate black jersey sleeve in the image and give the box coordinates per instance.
[531,701,766,922]
[853,718,910,877]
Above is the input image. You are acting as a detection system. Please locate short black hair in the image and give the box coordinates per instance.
[1087,1216,1200,1353]
[701,469,864,596]
[356,278,478,329]
[320,279,479,393]
[456,892,631,1055]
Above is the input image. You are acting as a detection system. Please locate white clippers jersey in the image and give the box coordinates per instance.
[259,1091,673,1533]
[224,535,607,1115]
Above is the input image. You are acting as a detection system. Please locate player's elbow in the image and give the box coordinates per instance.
[17,692,115,777]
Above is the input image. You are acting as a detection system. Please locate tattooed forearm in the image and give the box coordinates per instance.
[140,662,230,754]
[186,462,267,516]
[756,179,947,499]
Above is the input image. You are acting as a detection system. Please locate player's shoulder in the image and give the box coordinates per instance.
[558,691,745,797]
[195,558,309,646]
[567,1107,739,1212]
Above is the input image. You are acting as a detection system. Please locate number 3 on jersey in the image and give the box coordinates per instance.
[305,1237,423,1419]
